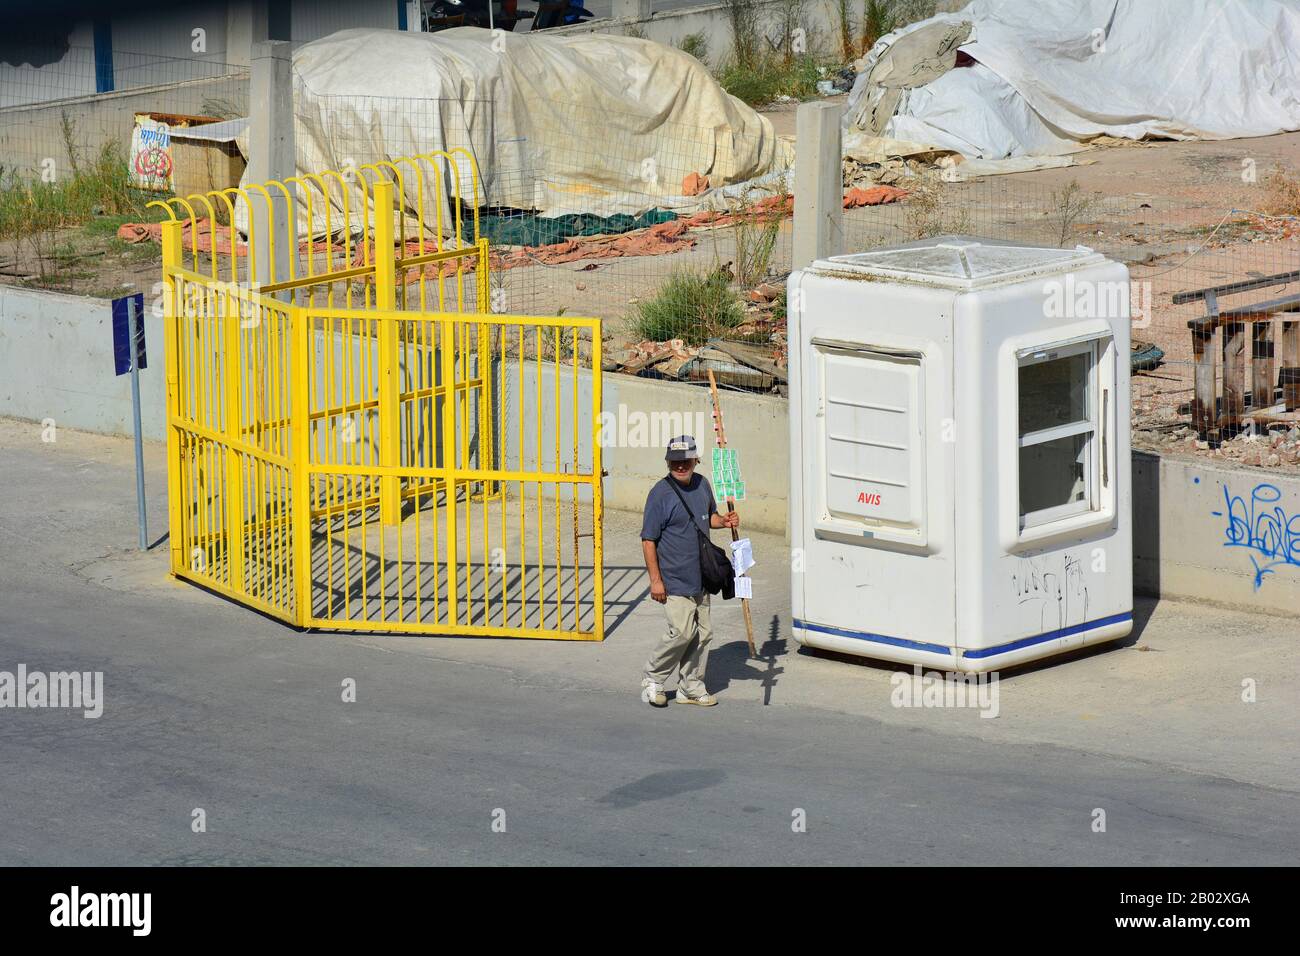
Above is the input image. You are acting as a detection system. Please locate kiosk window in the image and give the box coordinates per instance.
[1017,342,1098,528]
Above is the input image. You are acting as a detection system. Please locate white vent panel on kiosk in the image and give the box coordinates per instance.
[817,342,925,543]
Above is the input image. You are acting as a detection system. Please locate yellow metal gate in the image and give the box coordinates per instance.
[154,154,605,639]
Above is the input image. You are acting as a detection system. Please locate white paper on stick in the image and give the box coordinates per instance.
[734,576,753,599]
[729,537,755,574]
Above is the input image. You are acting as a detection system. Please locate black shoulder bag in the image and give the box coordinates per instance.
[663,476,735,600]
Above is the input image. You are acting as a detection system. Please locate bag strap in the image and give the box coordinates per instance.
[662,475,711,541]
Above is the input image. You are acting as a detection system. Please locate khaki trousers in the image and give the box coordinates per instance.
[644,594,713,697]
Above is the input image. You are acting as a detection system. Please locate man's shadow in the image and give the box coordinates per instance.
[702,612,786,705]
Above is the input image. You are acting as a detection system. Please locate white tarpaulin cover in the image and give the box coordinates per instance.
[288,27,787,227]
[846,0,1300,159]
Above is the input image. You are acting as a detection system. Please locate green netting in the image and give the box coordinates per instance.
[461,209,677,247]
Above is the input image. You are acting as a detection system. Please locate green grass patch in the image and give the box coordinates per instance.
[716,54,829,107]
[678,32,710,64]
[1,142,164,248]
[631,268,746,346]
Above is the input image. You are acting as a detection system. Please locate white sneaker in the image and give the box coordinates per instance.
[640,677,667,707]
[674,690,718,707]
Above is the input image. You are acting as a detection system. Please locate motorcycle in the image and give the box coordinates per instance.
[422,0,593,32]
[531,0,596,29]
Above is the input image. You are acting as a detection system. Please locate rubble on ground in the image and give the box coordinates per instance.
[1131,407,1300,470]
[605,278,790,391]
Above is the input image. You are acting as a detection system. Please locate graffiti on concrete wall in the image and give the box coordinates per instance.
[1213,483,1300,590]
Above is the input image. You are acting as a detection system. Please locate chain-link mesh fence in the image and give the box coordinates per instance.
[0,44,248,180]
[3,51,1297,450]
[304,92,795,389]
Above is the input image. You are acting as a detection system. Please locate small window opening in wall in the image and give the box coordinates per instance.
[1018,341,1099,529]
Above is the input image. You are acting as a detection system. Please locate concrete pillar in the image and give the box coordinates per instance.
[247,40,295,289]
[792,101,843,271]
[226,1,254,67]
[614,0,653,20]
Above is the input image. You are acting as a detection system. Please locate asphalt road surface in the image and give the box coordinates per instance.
[1,423,1296,865]
[2,574,1296,865]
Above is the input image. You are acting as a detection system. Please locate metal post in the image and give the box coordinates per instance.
[793,100,844,270]
[161,221,184,571]
[223,284,245,592]
[290,303,311,626]
[375,180,402,526]
[591,321,604,639]
[441,317,458,626]
[127,296,148,550]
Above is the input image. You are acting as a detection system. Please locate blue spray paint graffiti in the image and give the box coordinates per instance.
[1211,483,1300,589]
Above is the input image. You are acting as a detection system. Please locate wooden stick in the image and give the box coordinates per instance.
[706,370,757,658]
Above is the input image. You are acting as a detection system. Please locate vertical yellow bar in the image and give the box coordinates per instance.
[478,323,491,491]
[592,321,604,639]
[476,238,489,314]
[572,326,579,631]
[477,238,493,492]
[535,327,542,624]
[518,325,525,628]
[223,287,245,594]
[375,179,401,527]
[499,324,507,625]
[553,327,560,631]
[291,306,312,626]
[161,222,185,574]
[441,316,459,626]
[479,322,489,617]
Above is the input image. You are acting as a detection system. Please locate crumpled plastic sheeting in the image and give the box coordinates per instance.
[846,0,1300,158]
[118,219,345,258]
[284,27,788,234]
[842,185,909,207]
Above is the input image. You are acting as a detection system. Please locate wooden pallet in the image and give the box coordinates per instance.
[1173,271,1300,444]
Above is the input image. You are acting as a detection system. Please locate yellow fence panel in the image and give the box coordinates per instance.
[156,151,604,641]
[165,268,298,624]
[299,308,604,639]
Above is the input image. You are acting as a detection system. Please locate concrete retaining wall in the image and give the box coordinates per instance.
[500,362,788,532]
[3,284,1296,613]
[551,0,870,64]
[1133,452,1300,617]
[555,0,967,65]
[0,286,168,441]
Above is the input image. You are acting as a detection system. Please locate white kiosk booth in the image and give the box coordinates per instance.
[787,237,1133,672]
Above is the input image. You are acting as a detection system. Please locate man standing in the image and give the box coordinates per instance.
[640,435,739,708]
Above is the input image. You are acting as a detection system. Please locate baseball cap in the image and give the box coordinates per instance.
[664,435,700,462]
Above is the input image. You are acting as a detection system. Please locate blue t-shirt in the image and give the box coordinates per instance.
[641,474,719,597]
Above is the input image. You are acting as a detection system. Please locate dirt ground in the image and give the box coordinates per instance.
[0,214,164,300]
[5,108,1300,469]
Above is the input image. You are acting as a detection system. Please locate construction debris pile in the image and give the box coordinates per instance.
[1133,415,1300,470]
[607,334,789,392]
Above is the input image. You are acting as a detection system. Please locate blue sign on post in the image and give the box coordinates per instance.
[112,293,147,376]
[112,293,149,550]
